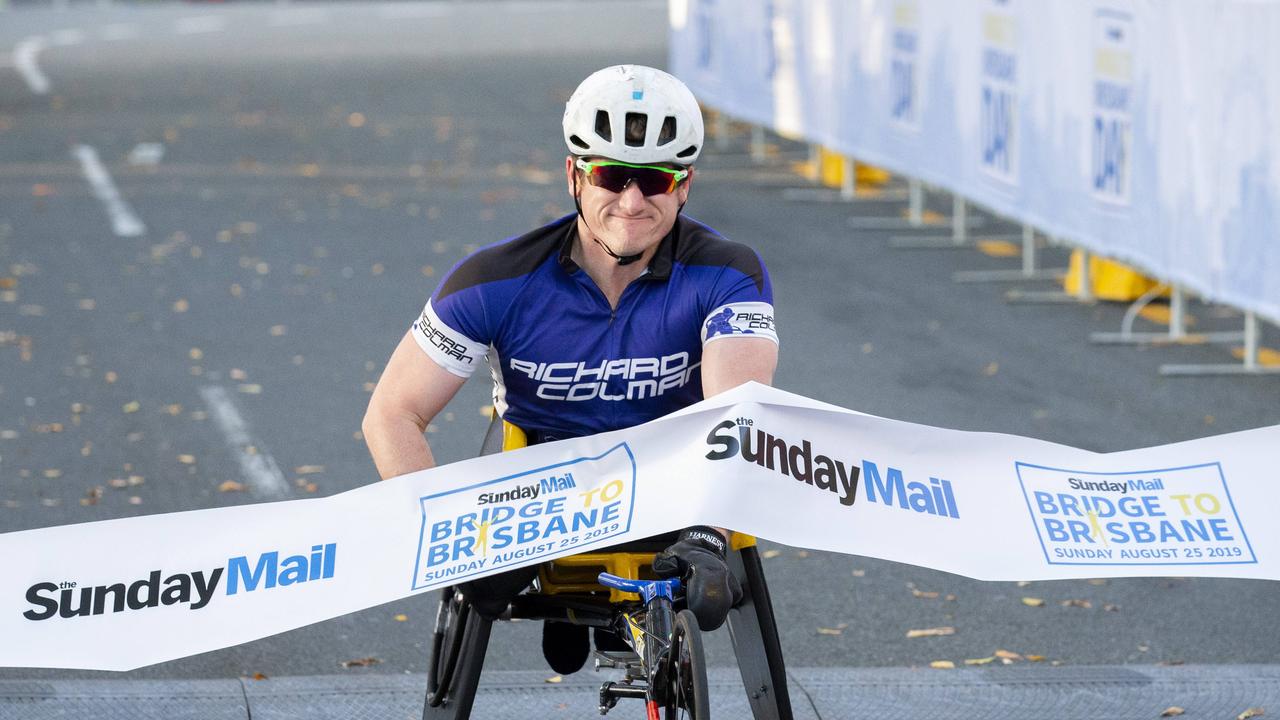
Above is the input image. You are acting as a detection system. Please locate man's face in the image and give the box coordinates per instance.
[565,156,693,258]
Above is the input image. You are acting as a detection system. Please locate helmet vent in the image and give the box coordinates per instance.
[624,112,648,147]
[569,134,591,150]
[657,116,677,146]
[676,144,698,159]
[594,110,612,143]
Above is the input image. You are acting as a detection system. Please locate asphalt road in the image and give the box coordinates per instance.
[1,0,1277,686]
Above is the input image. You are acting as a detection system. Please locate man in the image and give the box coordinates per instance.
[363,64,778,674]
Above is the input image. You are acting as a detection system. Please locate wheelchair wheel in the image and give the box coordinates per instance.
[664,609,710,719]
[426,586,470,707]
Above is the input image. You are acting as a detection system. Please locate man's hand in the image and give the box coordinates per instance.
[653,526,742,631]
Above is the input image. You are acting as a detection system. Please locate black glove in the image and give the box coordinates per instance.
[652,526,743,631]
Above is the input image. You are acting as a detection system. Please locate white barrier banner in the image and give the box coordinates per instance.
[2,383,1277,670]
[670,1,1280,324]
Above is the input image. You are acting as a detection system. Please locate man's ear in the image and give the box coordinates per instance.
[564,155,578,198]
[677,166,694,203]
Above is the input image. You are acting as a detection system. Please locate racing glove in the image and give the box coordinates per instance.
[652,526,743,631]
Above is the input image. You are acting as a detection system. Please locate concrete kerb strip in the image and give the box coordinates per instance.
[2,666,1279,719]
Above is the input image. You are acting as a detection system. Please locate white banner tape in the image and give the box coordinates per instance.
[2,383,1276,670]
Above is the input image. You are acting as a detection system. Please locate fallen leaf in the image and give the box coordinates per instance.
[1060,599,1092,609]
[239,384,262,394]
[816,623,848,636]
[128,475,145,486]
[166,404,183,415]
[393,614,408,622]
[251,672,268,681]
[994,650,1023,660]
[43,469,62,479]
[1021,597,1045,607]
[270,325,287,336]
[912,589,941,599]
[1161,708,1185,718]
[172,298,189,313]
[295,465,325,475]
[1016,580,1032,587]
[230,368,248,380]
[123,401,140,413]
[341,657,381,668]
[851,569,866,577]
[963,657,995,666]
[1025,655,1046,662]
[128,496,142,505]
[1087,579,1108,586]
[929,660,955,669]
[795,550,809,558]
[983,362,999,376]
[218,480,245,493]
[1238,709,1265,720]
[178,454,196,465]
[762,549,782,559]
[82,486,104,505]
[544,675,563,684]
[109,478,129,489]
[906,626,955,639]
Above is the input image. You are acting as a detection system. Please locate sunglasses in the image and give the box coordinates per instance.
[575,158,690,196]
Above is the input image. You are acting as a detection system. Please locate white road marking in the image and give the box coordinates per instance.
[269,8,330,27]
[200,385,291,500]
[49,29,86,46]
[14,37,51,95]
[375,3,452,19]
[71,145,147,238]
[100,23,140,42]
[127,142,166,167]
[175,16,227,35]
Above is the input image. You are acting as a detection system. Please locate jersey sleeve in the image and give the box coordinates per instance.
[700,249,778,346]
[410,292,491,379]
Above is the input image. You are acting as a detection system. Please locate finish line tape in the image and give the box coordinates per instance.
[2,383,1276,670]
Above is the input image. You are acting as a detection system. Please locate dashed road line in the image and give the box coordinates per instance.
[269,8,330,27]
[100,23,140,42]
[375,4,452,19]
[13,37,51,94]
[199,385,291,500]
[71,144,147,238]
[49,29,86,46]
[175,15,228,35]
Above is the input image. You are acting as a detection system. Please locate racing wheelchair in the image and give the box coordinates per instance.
[422,420,793,719]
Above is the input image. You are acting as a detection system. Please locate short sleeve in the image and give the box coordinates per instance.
[700,249,778,346]
[410,299,489,378]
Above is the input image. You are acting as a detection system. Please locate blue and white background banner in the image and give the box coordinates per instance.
[669,0,1280,323]
[1,383,1278,671]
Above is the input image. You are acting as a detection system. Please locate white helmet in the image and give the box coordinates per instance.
[563,65,704,166]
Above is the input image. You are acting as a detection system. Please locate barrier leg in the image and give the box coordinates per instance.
[908,179,923,226]
[726,546,793,720]
[951,223,1068,283]
[951,195,967,245]
[750,126,766,163]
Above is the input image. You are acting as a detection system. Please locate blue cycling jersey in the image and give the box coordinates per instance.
[411,214,777,440]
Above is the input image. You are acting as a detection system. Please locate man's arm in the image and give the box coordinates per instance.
[362,330,468,480]
[702,336,778,397]
[700,336,779,542]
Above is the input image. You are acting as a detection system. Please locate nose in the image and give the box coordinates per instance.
[617,181,648,211]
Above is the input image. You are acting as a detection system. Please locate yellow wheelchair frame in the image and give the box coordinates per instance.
[422,421,793,720]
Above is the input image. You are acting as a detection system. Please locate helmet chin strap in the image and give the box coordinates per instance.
[572,171,644,266]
